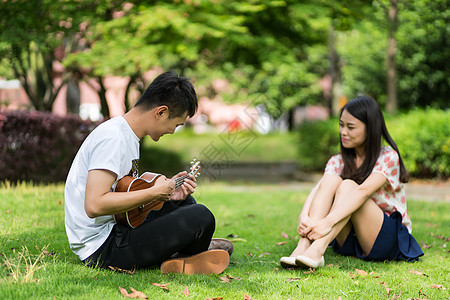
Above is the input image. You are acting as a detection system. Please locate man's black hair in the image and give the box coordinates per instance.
[134,71,198,118]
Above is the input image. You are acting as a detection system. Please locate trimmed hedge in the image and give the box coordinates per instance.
[297,119,340,172]
[0,110,99,184]
[297,108,450,179]
[388,109,450,179]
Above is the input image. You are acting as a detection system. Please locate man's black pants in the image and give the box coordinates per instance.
[83,196,215,269]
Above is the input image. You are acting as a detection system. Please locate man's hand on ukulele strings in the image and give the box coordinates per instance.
[169,171,197,201]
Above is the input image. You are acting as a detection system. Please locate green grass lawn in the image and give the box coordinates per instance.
[0,181,449,299]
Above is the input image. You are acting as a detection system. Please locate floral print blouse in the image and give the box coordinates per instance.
[324,146,412,232]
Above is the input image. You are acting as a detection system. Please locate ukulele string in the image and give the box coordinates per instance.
[174,174,190,189]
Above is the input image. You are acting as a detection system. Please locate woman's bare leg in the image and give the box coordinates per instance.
[290,237,312,257]
[289,175,343,257]
[302,180,384,261]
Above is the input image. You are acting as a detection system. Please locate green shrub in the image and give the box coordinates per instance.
[297,119,340,171]
[139,140,184,177]
[0,110,99,183]
[387,108,450,179]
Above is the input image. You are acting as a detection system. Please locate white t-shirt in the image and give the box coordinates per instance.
[324,146,412,232]
[64,116,140,261]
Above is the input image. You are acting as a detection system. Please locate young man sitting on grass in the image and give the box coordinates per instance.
[64,71,233,274]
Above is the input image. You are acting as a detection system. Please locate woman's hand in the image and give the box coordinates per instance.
[304,218,334,241]
[169,171,197,201]
[297,214,312,237]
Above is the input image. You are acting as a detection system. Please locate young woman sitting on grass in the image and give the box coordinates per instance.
[280,96,423,269]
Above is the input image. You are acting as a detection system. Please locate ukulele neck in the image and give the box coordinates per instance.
[175,174,190,189]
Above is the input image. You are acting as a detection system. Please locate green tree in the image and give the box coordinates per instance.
[65,1,332,118]
[0,0,67,111]
[396,0,449,109]
[0,0,124,113]
[339,0,449,110]
[64,0,249,115]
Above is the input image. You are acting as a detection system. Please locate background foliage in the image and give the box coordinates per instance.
[388,109,450,179]
[0,110,98,183]
[1,0,448,115]
[339,0,449,110]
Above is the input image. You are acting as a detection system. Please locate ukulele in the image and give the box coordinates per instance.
[113,159,201,228]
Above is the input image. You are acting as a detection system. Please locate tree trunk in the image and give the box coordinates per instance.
[386,0,398,113]
[96,77,110,119]
[10,46,64,112]
[66,75,81,114]
[124,74,139,112]
[329,22,343,117]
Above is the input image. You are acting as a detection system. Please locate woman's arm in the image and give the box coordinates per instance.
[305,172,387,240]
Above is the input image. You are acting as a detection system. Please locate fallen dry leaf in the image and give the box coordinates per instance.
[276,241,288,246]
[431,284,446,290]
[410,269,428,277]
[286,278,301,282]
[152,282,171,291]
[42,249,55,256]
[220,274,241,283]
[355,268,368,276]
[205,297,223,300]
[386,288,393,296]
[118,286,148,299]
[390,293,401,300]
[183,286,190,296]
[430,232,450,241]
[420,240,432,249]
[109,266,136,275]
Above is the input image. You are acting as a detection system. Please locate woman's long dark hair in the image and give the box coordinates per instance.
[340,96,409,184]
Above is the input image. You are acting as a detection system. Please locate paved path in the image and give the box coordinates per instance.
[405,180,450,202]
[204,162,449,202]
[225,178,449,202]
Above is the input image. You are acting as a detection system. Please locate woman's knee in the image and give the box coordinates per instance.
[335,179,358,197]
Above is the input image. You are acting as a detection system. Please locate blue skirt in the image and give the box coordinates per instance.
[333,211,424,262]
